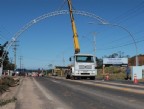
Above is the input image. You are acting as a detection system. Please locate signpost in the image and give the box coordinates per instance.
[102,58,128,80]
[103,58,128,65]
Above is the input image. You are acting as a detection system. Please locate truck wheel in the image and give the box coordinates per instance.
[90,76,95,80]
[66,75,70,79]
[71,76,76,80]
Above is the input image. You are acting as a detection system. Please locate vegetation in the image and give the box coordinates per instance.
[96,66,126,80]
[0,76,20,94]
[96,53,144,80]
[0,77,19,106]
[0,42,15,70]
[96,52,144,68]
[0,97,17,106]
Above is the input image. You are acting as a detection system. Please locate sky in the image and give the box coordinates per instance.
[0,0,144,69]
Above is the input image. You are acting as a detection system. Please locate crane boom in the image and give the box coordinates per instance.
[67,0,80,54]
[66,0,97,80]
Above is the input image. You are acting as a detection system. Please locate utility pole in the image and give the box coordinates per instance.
[93,32,96,57]
[62,52,65,66]
[12,41,19,70]
[19,56,22,73]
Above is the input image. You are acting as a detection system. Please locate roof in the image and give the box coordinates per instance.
[74,53,94,56]
[55,66,69,69]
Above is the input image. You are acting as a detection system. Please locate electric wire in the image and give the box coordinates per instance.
[57,0,67,11]
[92,1,144,45]
[110,1,144,23]
[96,38,144,51]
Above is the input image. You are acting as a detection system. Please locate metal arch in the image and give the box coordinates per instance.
[1,10,108,65]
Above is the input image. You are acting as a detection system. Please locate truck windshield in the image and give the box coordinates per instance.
[76,56,94,62]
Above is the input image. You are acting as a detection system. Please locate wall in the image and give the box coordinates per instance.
[131,66,144,80]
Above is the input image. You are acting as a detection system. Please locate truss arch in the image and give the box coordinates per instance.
[1,10,108,65]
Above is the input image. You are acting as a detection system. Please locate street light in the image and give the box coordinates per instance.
[89,22,139,66]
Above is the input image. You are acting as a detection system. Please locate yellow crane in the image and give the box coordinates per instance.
[67,0,80,54]
[66,0,97,80]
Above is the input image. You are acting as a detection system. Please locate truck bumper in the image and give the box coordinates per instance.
[72,70,97,77]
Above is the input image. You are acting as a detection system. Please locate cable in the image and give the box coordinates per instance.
[110,1,144,23]
[0,26,11,40]
[96,39,144,51]
[57,0,67,11]
[103,30,144,44]
[116,9,144,25]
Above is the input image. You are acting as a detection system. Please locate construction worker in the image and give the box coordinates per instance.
[125,66,131,80]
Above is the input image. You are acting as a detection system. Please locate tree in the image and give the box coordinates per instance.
[96,57,103,68]
[0,42,15,70]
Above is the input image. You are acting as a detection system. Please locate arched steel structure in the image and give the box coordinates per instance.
[1,10,108,66]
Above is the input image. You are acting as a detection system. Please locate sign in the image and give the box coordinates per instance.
[103,58,128,65]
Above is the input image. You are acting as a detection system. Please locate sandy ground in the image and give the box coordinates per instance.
[15,77,47,109]
[0,77,21,109]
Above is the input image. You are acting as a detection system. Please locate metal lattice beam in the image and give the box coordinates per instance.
[1,10,108,65]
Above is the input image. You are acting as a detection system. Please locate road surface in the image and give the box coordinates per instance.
[16,77,144,109]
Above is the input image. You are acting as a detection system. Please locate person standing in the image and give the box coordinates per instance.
[125,66,131,80]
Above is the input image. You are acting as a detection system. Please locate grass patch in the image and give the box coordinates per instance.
[0,97,17,107]
[0,76,20,94]
[96,67,126,80]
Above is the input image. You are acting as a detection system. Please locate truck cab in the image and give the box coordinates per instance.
[67,54,97,80]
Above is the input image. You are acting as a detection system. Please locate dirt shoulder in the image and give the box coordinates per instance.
[15,77,47,109]
[0,76,23,109]
[1,76,71,109]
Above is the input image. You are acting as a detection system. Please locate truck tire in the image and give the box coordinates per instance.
[71,76,76,80]
[90,76,95,80]
[66,75,70,79]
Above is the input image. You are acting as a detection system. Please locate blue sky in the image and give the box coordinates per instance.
[0,0,144,69]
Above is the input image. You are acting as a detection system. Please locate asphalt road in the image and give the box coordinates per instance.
[34,77,144,109]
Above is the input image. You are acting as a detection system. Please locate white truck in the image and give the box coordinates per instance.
[66,0,97,80]
[66,54,97,80]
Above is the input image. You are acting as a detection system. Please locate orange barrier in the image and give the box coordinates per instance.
[105,75,109,80]
[133,74,138,84]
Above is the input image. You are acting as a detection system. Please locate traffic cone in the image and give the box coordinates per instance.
[133,74,138,84]
[105,75,109,80]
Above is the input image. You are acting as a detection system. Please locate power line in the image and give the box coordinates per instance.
[19,56,23,73]
[110,1,144,23]
[57,0,67,11]
[0,33,7,41]
[82,29,144,49]
[0,26,12,40]
[102,31,144,45]
[96,39,144,51]
[116,9,144,25]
